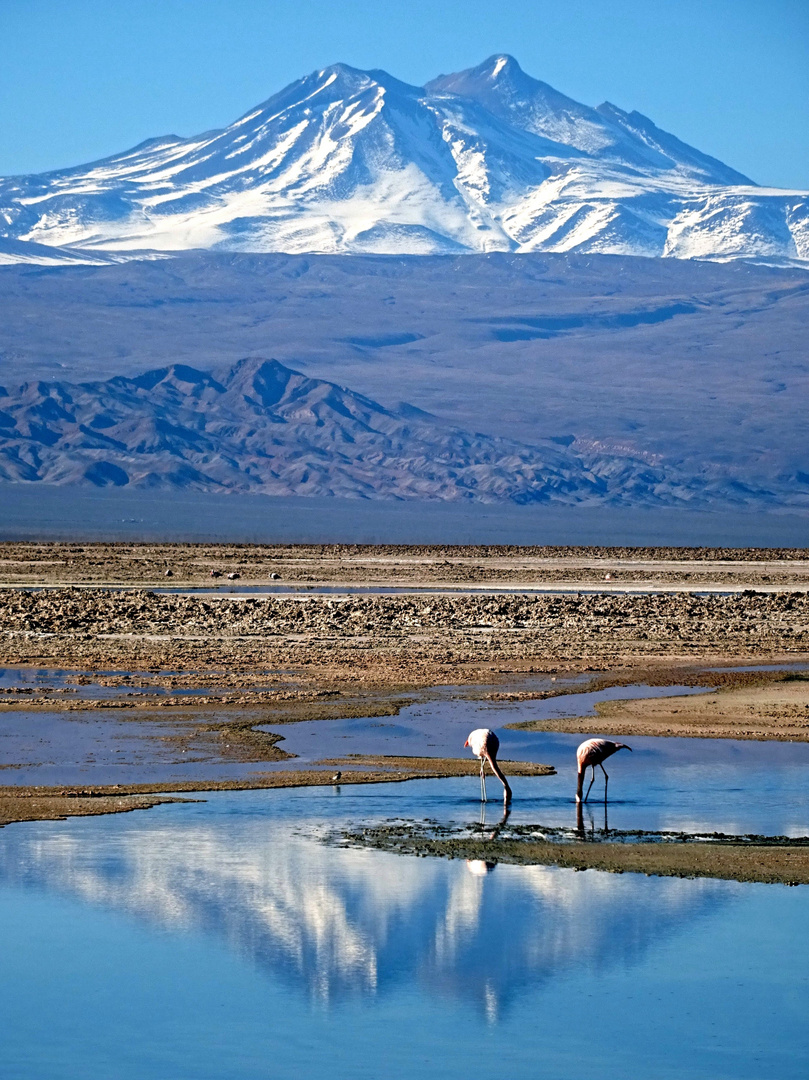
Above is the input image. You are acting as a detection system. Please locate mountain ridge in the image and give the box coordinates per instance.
[1,55,806,264]
[1,355,806,510]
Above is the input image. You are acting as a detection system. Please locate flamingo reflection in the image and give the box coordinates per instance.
[576,799,610,839]
[466,804,511,875]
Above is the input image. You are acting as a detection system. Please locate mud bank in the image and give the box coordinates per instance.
[0,756,554,828]
[508,673,809,741]
[338,822,809,885]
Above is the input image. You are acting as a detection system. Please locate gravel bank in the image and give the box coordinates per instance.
[1,589,806,687]
[2,541,808,589]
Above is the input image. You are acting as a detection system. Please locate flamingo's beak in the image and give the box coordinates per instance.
[463,739,469,747]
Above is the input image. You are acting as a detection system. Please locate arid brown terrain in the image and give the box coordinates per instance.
[3,540,808,588]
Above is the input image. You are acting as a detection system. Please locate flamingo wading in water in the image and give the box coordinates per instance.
[576,738,632,802]
[465,728,512,804]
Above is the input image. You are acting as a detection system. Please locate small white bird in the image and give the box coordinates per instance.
[464,728,512,804]
[331,771,342,783]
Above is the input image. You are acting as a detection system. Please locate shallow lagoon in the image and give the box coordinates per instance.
[4,669,809,836]
[273,687,809,837]
[1,781,808,1080]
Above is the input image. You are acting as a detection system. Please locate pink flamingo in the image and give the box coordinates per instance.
[576,738,632,802]
[465,728,512,804]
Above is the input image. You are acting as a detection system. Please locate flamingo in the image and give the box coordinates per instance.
[464,728,512,804]
[576,738,632,802]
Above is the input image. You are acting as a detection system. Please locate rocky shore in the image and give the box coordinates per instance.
[336,821,809,886]
[1,588,806,687]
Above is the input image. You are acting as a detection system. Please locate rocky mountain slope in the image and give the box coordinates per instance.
[1,55,806,263]
[3,251,806,477]
[1,355,806,508]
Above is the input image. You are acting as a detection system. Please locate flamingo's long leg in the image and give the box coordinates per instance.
[480,759,487,802]
[584,765,596,803]
[600,763,609,801]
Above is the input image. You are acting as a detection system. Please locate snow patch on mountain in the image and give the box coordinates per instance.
[0,55,806,264]
[0,235,167,267]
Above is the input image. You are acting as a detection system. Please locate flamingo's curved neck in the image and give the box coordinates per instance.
[486,753,512,803]
[576,768,585,801]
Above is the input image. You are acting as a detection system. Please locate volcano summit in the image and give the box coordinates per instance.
[1,55,807,264]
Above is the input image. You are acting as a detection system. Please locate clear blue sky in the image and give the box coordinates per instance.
[2,0,807,188]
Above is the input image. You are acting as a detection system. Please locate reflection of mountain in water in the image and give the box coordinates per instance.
[0,813,729,1018]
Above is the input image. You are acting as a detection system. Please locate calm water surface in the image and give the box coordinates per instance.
[0,665,282,698]
[1,783,807,1080]
[4,669,809,835]
[272,687,809,837]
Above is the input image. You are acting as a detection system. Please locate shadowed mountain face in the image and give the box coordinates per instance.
[0,355,806,509]
[0,357,590,500]
[0,357,604,501]
[0,55,806,264]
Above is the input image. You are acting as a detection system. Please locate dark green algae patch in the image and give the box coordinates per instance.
[334,820,809,886]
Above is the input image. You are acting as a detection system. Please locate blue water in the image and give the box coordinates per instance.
[0,784,807,1079]
[0,665,284,698]
[271,688,809,837]
[4,666,809,834]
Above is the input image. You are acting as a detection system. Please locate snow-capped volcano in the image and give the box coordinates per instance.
[426,55,751,184]
[1,55,806,263]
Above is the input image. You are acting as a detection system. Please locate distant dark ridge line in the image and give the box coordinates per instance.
[1,353,808,511]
